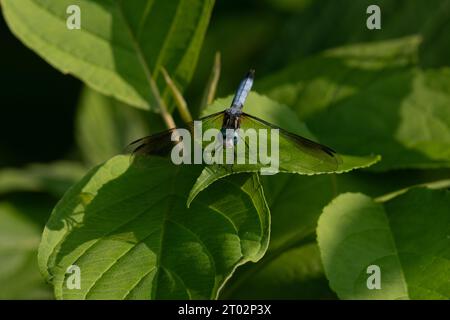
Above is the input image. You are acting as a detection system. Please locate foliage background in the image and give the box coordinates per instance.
[0,0,449,299]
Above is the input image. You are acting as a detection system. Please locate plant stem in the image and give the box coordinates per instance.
[159,103,177,129]
[116,2,176,129]
[375,178,450,203]
[200,51,221,112]
[161,67,193,123]
[146,69,176,129]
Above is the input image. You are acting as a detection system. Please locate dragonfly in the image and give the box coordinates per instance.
[128,70,342,173]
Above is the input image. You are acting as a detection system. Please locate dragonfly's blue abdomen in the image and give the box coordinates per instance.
[231,69,254,108]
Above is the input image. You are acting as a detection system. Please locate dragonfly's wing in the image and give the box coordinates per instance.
[240,112,342,172]
[127,128,181,157]
[198,111,225,131]
[127,111,224,157]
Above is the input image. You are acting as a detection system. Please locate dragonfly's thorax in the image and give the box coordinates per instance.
[220,108,242,148]
[222,107,242,129]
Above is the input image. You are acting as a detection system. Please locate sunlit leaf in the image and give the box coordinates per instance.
[307,68,450,171]
[38,155,270,299]
[317,188,450,299]
[258,36,450,171]
[2,0,215,110]
[262,171,450,252]
[217,170,450,299]
[187,93,380,206]
[258,36,420,120]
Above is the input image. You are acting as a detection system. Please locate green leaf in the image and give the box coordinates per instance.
[187,92,380,206]
[317,188,450,299]
[2,0,214,110]
[258,36,420,120]
[374,178,450,202]
[217,170,450,299]
[258,36,450,171]
[0,202,52,299]
[0,161,86,197]
[188,153,379,207]
[38,155,270,299]
[187,89,444,299]
[307,68,450,171]
[259,0,443,73]
[267,171,450,250]
[76,86,156,166]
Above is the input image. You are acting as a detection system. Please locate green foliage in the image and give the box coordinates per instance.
[257,0,445,70]
[220,243,337,299]
[317,188,450,299]
[0,162,86,197]
[2,0,214,110]
[307,68,450,171]
[0,202,52,299]
[258,36,421,120]
[419,0,450,68]
[188,93,380,205]
[215,170,450,299]
[259,38,450,171]
[76,87,152,166]
[1,0,449,301]
[38,156,270,299]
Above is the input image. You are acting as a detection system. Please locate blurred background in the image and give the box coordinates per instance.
[1,0,449,299]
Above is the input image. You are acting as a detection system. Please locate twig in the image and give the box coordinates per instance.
[200,51,221,112]
[116,2,176,129]
[375,179,450,203]
[161,67,193,123]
